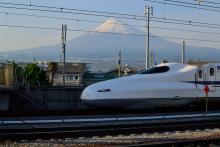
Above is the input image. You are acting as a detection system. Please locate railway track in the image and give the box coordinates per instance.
[0,112,220,143]
[1,121,220,139]
[1,122,220,146]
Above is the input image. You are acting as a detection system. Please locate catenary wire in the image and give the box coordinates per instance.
[145,0,220,13]
[4,10,220,35]
[2,0,220,28]
[0,1,145,19]
[1,24,220,43]
[0,11,146,29]
[1,5,220,31]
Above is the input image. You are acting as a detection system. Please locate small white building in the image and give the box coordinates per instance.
[53,63,87,86]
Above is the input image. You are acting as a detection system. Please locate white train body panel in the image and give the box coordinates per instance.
[81,63,220,109]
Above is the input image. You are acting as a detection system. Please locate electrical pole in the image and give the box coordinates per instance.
[150,51,154,67]
[61,24,67,86]
[181,41,185,63]
[145,5,153,69]
[117,50,121,78]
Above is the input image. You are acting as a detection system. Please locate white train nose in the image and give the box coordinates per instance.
[81,87,94,101]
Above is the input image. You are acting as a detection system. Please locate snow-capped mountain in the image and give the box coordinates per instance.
[4,18,220,65]
[94,18,141,34]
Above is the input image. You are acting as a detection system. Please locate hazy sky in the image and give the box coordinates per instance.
[0,0,220,51]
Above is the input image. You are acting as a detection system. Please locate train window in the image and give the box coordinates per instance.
[198,69,203,79]
[210,67,215,76]
[138,66,169,74]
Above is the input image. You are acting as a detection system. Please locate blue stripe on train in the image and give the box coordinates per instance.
[184,81,220,85]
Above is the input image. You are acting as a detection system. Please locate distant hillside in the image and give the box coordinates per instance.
[2,18,220,64]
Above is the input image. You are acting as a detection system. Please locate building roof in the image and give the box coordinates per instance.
[106,65,138,74]
[56,62,86,74]
[187,62,210,67]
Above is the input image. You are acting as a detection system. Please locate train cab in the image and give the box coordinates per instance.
[81,62,220,109]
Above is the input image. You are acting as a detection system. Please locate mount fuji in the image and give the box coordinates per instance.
[66,18,146,58]
[4,18,220,65]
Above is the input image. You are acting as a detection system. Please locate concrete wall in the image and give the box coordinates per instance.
[0,69,5,84]
[0,94,9,111]
[12,87,86,111]
[5,64,14,86]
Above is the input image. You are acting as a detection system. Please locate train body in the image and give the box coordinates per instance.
[81,62,220,109]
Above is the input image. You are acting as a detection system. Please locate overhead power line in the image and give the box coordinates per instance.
[0,24,61,31]
[151,19,220,29]
[0,24,144,36]
[1,0,220,28]
[1,23,220,43]
[3,0,220,19]
[160,0,220,9]
[151,26,220,35]
[200,0,220,5]
[0,1,145,19]
[2,4,220,31]
[0,3,144,21]
[0,11,146,29]
[145,0,220,13]
[1,1,220,31]
[152,16,220,28]
[0,1,220,44]
[2,10,220,36]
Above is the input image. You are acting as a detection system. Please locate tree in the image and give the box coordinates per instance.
[47,62,58,85]
[24,63,48,87]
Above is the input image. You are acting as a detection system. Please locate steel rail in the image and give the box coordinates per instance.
[1,112,220,125]
[0,120,220,142]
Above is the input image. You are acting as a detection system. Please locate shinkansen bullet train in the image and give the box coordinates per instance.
[81,62,220,109]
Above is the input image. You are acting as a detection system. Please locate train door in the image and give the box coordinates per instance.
[207,66,216,92]
[196,67,204,90]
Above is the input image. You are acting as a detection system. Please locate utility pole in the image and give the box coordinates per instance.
[61,24,67,86]
[150,51,154,67]
[181,41,185,63]
[117,50,121,78]
[145,5,153,69]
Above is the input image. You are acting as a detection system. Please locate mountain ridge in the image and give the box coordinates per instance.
[2,18,220,64]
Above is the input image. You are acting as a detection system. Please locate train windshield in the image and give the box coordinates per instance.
[138,66,170,74]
